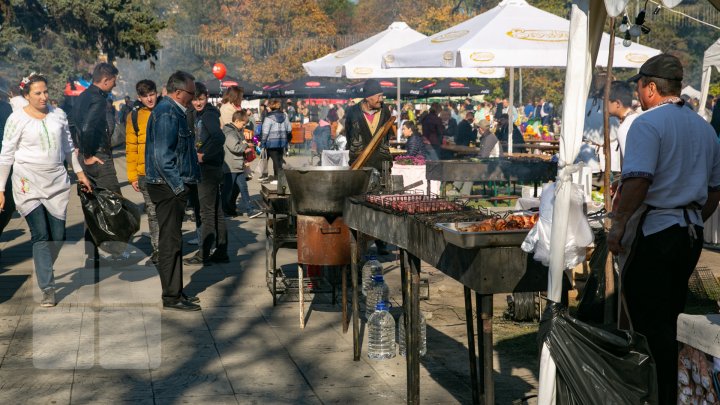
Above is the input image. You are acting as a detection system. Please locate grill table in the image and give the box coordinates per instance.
[344,199,549,404]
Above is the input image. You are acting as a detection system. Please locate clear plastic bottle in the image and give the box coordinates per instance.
[365,274,389,320]
[361,255,382,296]
[367,301,396,360]
[398,312,427,357]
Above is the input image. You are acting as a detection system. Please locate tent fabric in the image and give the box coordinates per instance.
[699,38,720,120]
[202,76,265,99]
[383,0,659,69]
[303,21,504,79]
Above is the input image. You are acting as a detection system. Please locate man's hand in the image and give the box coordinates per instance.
[77,172,93,193]
[607,219,626,255]
[0,193,5,212]
[131,181,140,192]
[83,156,104,166]
[197,152,204,163]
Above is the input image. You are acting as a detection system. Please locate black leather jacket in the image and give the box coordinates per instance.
[71,84,112,157]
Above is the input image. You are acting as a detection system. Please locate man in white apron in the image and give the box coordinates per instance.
[608,54,720,405]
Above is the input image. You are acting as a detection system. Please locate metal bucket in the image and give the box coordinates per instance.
[285,167,373,216]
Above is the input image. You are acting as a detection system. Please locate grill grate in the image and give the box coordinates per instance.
[688,267,720,301]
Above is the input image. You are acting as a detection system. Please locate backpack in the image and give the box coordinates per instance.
[129,96,162,135]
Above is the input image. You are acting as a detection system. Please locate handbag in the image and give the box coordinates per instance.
[252,148,268,178]
[244,147,256,163]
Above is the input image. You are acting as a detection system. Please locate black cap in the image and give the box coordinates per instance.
[362,79,384,98]
[628,53,683,83]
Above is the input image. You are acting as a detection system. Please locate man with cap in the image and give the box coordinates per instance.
[608,54,720,404]
[345,79,394,255]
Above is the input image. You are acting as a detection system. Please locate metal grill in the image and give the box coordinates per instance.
[688,267,720,301]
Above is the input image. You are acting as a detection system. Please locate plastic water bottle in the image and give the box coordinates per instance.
[361,256,382,296]
[398,312,427,357]
[367,301,396,360]
[366,275,389,320]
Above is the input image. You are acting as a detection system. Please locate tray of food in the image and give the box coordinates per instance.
[437,213,538,248]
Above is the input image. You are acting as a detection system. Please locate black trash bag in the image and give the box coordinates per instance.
[577,229,618,324]
[79,188,141,255]
[539,302,658,404]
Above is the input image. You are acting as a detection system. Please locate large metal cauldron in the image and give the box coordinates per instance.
[284,167,373,216]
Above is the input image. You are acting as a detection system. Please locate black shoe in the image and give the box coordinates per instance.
[183,256,211,266]
[208,254,230,263]
[181,293,200,303]
[163,300,201,312]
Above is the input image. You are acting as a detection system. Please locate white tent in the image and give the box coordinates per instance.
[303,22,504,79]
[382,0,660,70]
[699,37,720,120]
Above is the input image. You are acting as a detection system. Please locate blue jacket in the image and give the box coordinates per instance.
[145,97,200,195]
[261,111,290,149]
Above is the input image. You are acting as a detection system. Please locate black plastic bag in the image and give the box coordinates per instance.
[539,302,658,404]
[80,188,141,254]
[577,229,618,324]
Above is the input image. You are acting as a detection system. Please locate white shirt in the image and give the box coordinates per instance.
[622,103,720,235]
[0,107,78,167]
[616,112,639,159]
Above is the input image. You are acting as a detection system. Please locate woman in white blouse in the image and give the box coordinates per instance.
[0,74,91,307]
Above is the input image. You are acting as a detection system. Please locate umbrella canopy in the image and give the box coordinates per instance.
[383,0,660,69]
[699,37,720,120]
[423,78,490,97]
[280,77,347,98]
[202,76,265,99]
[303,21,504,79]
[347,79,433,98]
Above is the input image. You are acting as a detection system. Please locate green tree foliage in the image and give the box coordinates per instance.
[0,0,165,99]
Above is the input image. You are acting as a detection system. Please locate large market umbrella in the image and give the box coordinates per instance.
[699,36,720,120]
[303,21,505,140]
[383,0,660,152]
[423,78,490,97]
[202,76,265,99]
[346,79,433,98]
[280,77,346,98]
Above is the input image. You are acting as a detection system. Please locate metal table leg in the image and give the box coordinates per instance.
[299,264,305,329]
[403,250,421,405]
[477,293,494,405]
[464,287,480,404]
[342,264,349,333]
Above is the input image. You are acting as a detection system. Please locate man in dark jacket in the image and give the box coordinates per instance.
[71,63,122,262]
[421,102,444,160]
[0,99,15,247]
[345,79,394,172]
[184,82,228,266]
[344,79,394,255]
[145,71,201,311]
[455,111,476,146]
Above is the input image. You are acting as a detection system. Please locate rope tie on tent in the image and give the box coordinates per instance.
[554,162,585,195]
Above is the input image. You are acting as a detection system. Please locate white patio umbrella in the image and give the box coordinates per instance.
[699,37,720,120]
[383,0,660,152]
[303,21,505,140]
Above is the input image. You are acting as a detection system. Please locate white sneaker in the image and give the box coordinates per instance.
[41,288,56,307]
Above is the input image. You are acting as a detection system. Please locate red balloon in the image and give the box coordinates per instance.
[212,63,227,80]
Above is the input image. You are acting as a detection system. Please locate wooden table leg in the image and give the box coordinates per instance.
[477,293,494,405]
[299,264,305,329]
[342,264,348,334]
[351,231,360,361]
[464,287,480,404]
[405,250,421,405]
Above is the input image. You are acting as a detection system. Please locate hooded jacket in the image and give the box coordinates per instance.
[222,123,249,173]
[261,110,290,149]
[193,104,225,167]
[125,100,152,182]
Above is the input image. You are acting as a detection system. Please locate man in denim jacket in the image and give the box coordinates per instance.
[145,71,202,312]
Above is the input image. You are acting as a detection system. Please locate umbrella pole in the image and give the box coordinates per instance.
[397,78,402,142]
[519,68,523,107]
[508,67,515,154]
[602,17,616,325]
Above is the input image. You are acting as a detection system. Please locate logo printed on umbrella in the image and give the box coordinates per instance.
[335,48,361,58]
[506,29,568,42]
[469,52,495,62]
[383,54,395,64]
[305,81,321,87]
[379,81,395,87]
[449,82,467,88]
[353,67,373,75]
[431,30,470,43]
[476,68,498,75]
[625,53,650,64]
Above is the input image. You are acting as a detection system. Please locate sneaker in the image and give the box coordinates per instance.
[187,238,199,245]
[183,255,211,266]
[248,210,264,219]
[41,288,56,307]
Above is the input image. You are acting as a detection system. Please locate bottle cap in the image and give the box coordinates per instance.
[375,301,390,311]
[372,274,384,282]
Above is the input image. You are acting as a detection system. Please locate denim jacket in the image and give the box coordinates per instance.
[145,97,200,194]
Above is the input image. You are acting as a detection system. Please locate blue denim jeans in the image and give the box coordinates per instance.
[25,205,66,291]
[222,172,252,214]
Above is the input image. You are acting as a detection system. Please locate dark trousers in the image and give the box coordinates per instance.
[623,224,703,405]
[222,172,252,215]
[0,175,15,236]
[81,153,121,256]
[266,148,284,179]
[147,183,188,303]
[196,165,227,259]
